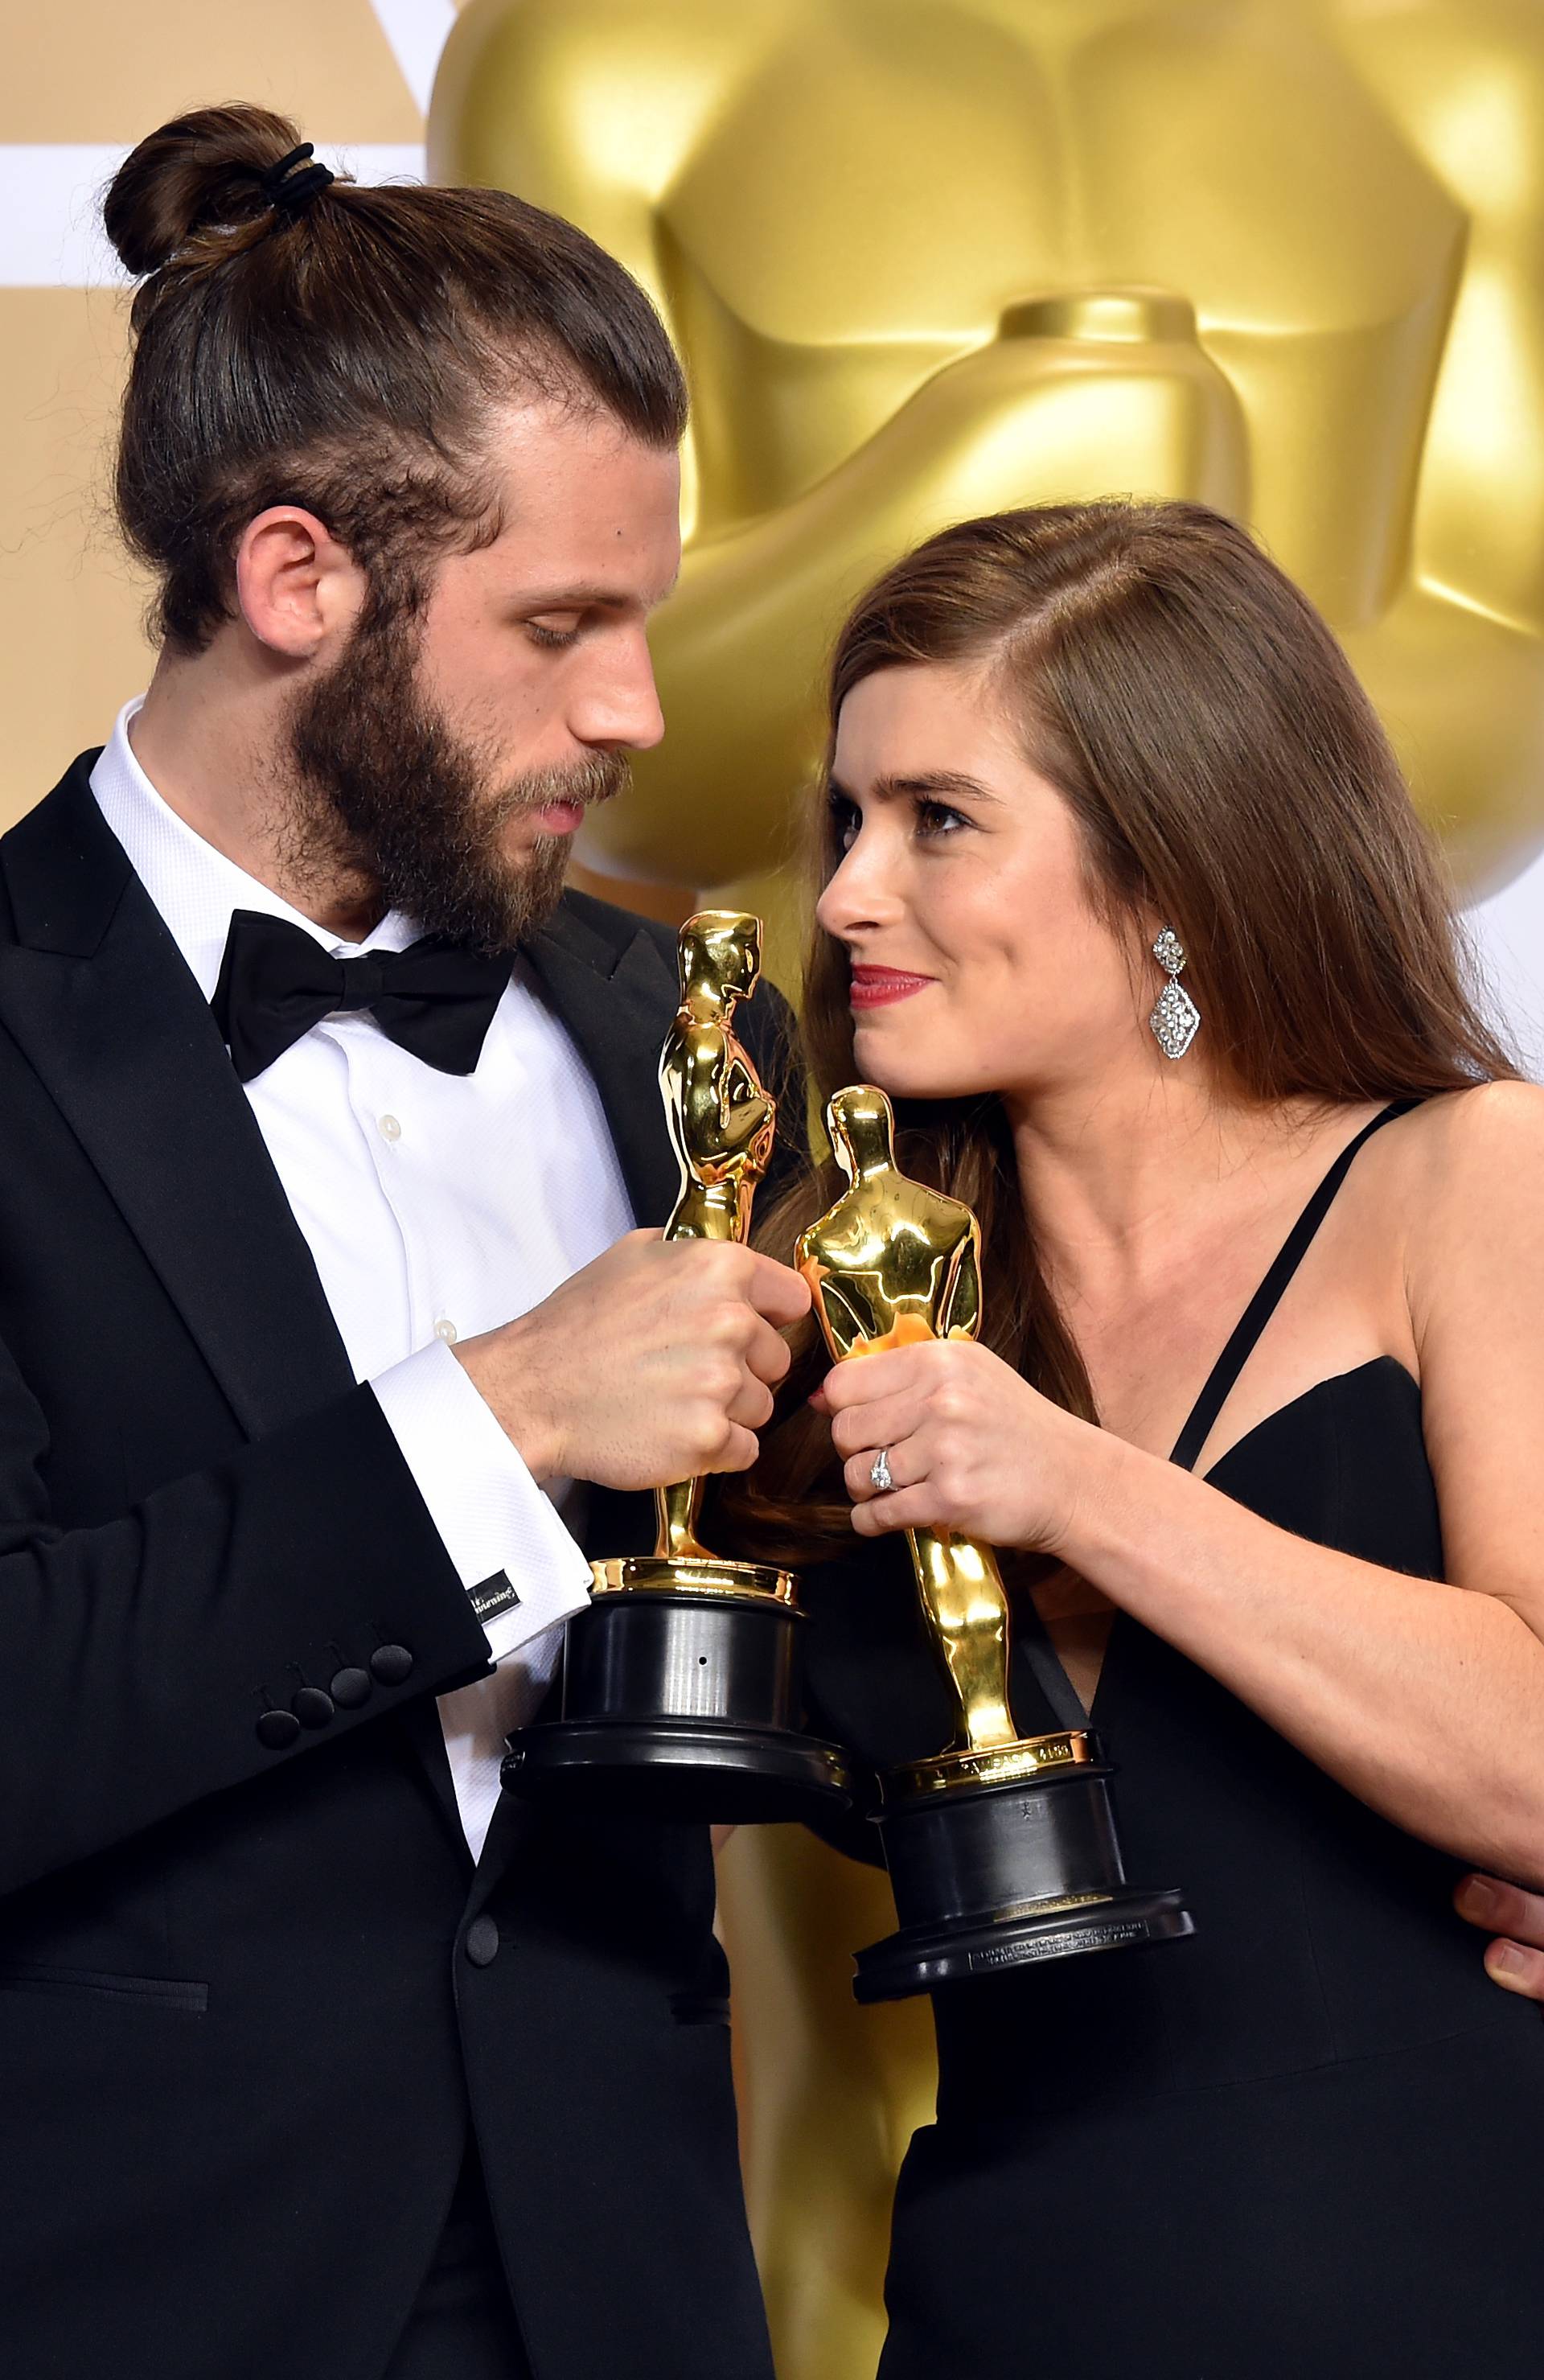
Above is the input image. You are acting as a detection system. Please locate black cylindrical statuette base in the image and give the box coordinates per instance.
[502,1587,853,1824]
[855,1731,1192,2001]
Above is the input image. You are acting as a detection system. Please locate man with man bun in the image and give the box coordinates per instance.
[0,105,794,2380]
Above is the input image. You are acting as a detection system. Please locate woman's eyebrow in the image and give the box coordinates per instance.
[869,771,1003,804]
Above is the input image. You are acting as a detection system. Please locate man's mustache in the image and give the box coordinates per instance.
[499,751,632,824]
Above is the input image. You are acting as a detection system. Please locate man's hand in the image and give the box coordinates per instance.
[1455,1872,1544,1998]
[454,1230,810,1490]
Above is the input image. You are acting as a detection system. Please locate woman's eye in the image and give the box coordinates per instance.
[527,620,582,650]
[828,792,860,850]
[916,799,967,839]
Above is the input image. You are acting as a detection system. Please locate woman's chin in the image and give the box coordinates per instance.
[848,1042,977,1104]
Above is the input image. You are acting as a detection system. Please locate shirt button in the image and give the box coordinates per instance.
[377,1113,401,1142]
[433,1318,458,1346]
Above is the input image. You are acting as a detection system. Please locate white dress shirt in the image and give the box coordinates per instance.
[90,700,637,1859]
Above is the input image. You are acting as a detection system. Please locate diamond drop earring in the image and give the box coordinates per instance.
[1148,927,1201,1059]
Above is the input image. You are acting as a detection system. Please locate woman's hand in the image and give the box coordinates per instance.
[819,1336,1108,1551]
[1455,1873,1544,2000]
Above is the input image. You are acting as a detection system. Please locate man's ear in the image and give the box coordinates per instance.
[233,508,367,658]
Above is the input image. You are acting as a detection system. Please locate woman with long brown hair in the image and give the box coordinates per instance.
[722,500,1544,2376]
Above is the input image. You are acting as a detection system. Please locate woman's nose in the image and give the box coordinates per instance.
[816,828,905,939]
[818,849,879,938]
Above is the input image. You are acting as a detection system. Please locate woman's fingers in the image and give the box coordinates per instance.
[850,1483,939,1536]
[1455,1872,1544,1944]
[1456,1865,1542,1999]
[843,1438,922,1503]
[831,1388,925,1468]
[1455,1874,1544,2001]
[819,1339,1051,1548]
[819,1347,931,1411]
[1484,1938,1544,1998]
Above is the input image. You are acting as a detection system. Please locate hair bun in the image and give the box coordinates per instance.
[104,102,306,277]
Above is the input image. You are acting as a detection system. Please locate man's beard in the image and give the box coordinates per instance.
[284,598,629,952]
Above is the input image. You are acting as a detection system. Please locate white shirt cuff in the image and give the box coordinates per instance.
[370,1339,593,1663]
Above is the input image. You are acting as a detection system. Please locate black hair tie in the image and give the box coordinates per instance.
[261,143,335,220]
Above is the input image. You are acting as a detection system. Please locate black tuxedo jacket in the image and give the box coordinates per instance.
[0,756,788,2380]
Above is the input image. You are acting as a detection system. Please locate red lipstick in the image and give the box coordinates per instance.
[849,964,934,1010]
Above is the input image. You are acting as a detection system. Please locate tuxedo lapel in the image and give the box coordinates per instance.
[0,763,355,1437]
[526,898,683,1229]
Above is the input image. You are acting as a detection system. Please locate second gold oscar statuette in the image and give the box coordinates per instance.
[799,1084,1192,1998]
[500,913,853,1824]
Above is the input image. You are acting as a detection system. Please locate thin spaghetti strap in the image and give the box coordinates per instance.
[1168,1100,1419,1474]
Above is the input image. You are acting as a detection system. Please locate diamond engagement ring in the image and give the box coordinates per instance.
[869,1448,893,1493]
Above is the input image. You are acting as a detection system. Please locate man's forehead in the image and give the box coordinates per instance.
[482,401,681,599]
[485,393,676,491]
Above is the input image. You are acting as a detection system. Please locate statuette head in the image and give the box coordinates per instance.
[826,1083,897,1179]
[679,910,762,1007]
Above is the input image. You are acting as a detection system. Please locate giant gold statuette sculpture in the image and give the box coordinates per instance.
[502,914,852,1823]
[799,1086,1191,2000]
[436,0,1544,907]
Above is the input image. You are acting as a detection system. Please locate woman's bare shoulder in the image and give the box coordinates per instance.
[1390,1080,1544,1279]
[1394,1079,1544,1174]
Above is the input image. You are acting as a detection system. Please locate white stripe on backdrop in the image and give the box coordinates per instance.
[0,0,450,281]
[365,0,458,115]
[0,145,428,287]
[0,0,452,281]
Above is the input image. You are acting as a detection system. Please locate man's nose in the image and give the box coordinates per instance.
[571,630,666,753]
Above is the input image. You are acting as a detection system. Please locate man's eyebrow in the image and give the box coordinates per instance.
[515,572,681,610]
[831,771,1003,804]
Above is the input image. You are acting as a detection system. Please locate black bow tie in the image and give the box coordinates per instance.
[211,909,514,1085]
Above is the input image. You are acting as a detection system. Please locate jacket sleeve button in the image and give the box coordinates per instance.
[329,1666,372,1709]
[292,1687,335,1728]
[464,1916,500,1968]
[256,1709,302,1751]
[370,1644,415,1687]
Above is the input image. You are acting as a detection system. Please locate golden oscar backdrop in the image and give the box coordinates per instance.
[429,5,1544,2374]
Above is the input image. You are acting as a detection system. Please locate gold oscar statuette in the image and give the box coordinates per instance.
[799,1085,1192,1999]
[597,909,786,1593]
[502,915,852,1823]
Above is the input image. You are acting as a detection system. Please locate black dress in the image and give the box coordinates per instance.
[799,1105,1544,2378]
